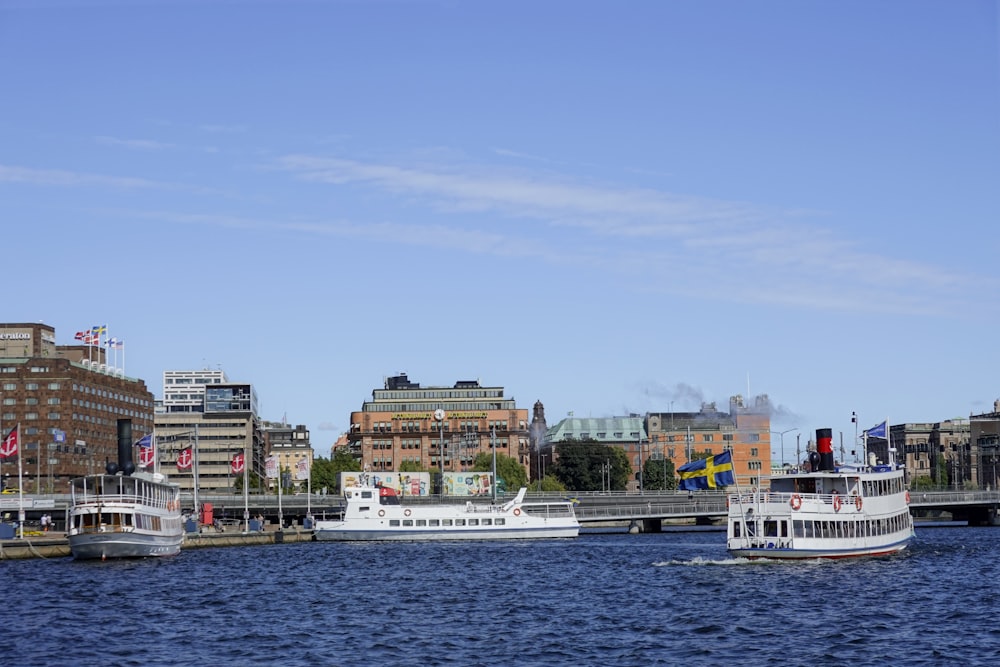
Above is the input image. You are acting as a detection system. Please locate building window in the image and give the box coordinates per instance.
[2,383,15,391]
[2,398,13,406]
[48,382,60,390]
[25,412,38,420]
[26,383,39,390]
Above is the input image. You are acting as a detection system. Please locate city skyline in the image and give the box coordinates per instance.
[2,1,998,448]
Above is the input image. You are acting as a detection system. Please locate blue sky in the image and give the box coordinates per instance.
[2,0,998,455]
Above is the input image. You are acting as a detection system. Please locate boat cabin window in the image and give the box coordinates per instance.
[428,519,440,527]
[389,520,400,526]
[454,519,466,526]
[495,518,505,526]
[482,519,492,526]
[416,519,426,526]
[442,519,453,526]
[402,520,413,526]
[468,519,479,526]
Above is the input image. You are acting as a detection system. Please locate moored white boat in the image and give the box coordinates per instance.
[727,427,914,560]
[68,419,183,560]
[313,474,579,541]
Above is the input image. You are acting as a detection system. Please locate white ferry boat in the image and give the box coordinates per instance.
[67,420,183,560]
[727,427,914,560]
[313,474,579,541]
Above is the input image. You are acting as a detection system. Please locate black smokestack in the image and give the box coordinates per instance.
[816,428,834,471]
[117,418,135,476]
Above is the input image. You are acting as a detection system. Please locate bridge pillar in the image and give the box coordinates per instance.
[628,519,662,534]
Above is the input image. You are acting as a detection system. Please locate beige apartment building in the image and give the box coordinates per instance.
[347,374,530,482]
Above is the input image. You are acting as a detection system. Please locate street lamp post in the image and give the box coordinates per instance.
[771,428,798,469]
[539,454,548,491]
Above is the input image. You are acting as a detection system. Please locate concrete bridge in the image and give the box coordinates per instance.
[6,489,1000,532]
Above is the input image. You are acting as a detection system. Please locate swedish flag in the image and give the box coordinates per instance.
[678,450,736,490]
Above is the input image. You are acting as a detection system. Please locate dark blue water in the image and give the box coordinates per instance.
[4,527,999,666]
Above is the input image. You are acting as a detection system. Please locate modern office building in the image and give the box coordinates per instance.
[154,370,265,495]
[0,323,154,493]
[347,373,531,480]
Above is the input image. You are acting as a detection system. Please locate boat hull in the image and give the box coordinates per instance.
[728,536,911,560]
[69,532,183,560]
[313,523,578,542]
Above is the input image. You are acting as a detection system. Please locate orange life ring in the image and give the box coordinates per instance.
[513,508,521,516]
[403,509,411,517]
[789,494,802,510]
[833,494,842,512]
[378,509,385,517]
[905,491,911,504]
[854,495,863,511]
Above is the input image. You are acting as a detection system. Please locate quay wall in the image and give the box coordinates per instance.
[0,528,313,561]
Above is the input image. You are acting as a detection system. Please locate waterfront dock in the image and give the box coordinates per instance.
[0,526,314,560]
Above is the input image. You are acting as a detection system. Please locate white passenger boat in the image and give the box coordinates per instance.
[313,474,579,541]
[727,427,913,560]
[67,419,183,560]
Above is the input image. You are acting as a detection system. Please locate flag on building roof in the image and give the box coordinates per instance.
[106,337,123,349]
[678,450,736,491]
[0,425,18,458]
[74,331,87,341]
[91,325,107,336]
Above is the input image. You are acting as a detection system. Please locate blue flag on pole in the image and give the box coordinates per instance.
[678,450,736,490]
[134,434,153,448]
[865,421,887,439]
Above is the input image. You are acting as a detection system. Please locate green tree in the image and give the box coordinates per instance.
[551,439,631,491]
[471,452,528,493]
[538,475,567,492]
[311,449,360,494]
[911,475,935,491]
[642,455,677,491]
[399,460,428,473]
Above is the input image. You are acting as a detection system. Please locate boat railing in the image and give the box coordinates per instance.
[72,491,171,511]
[521,503,576,518]
[728,491,851,509]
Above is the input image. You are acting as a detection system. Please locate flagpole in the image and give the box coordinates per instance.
[243,442,249,534]
[277,457,284,531]
[192,425,200,526]
[17,424,24,539]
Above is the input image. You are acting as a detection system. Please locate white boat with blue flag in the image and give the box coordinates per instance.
[726,425,913,560]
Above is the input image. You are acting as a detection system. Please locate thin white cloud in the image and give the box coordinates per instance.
[0,163,229,197]
[95,135,174,150]
[274,153,990,315]
[0,164,166,189]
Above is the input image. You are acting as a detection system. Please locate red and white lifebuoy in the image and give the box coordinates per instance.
[513,508,521,516]
[789,494,802,510]
[833,494,842,512]
[404,509,411,517]
[378,509,385,517]
[905,491,911,504]
[854,495,863,511]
